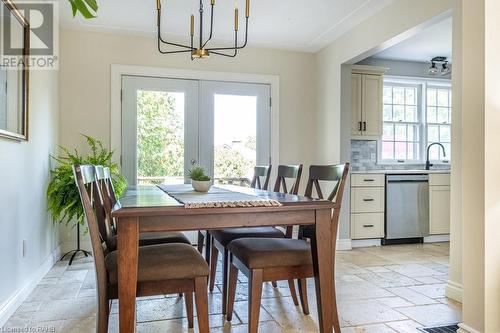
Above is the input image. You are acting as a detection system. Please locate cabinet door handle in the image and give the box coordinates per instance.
[363,198,374,202]
[363,179,375,182]
[363,224,374,228]
[363,122,367,131]
[358,121,362,131]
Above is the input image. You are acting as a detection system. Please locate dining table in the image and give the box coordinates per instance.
[111,184,340,333]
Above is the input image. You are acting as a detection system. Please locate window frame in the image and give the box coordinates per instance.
[377,76,452,165]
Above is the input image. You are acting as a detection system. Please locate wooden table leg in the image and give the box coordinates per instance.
[311,209,334,333]
[117,217,139,333]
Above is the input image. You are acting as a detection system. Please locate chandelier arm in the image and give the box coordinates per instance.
[158,48,195,55]
[157,9,195,50]
[210,31,238,57]
[201,3,215,49]
[210,50,238,58]
[206,18,248,52]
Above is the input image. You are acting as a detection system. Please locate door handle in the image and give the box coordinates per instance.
[191,159,197,166]
[363,198,374,202]
[358,122,362,131]
[363,179,375,182]
[363,122,367,131]
[363,224,374,228]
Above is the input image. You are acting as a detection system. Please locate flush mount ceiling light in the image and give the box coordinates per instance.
[428,57,451,76]
[156,0,251,60]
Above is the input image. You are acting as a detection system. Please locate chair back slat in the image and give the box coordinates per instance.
[300,164,350,239]
[73,165,108,295]
[103,167,118,207]
[94,165,118,251]
[273,164,303,195]
[305,164,349,203]
[250,165,272,190]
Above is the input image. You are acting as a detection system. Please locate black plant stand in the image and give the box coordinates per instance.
[60,223,92,265]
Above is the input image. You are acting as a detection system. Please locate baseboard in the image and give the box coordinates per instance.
[424,234,450,243]
[0,245,62,327]
[457,323,481,333]
[445,280,463,303]
[336,239,352,251]
[352,239,382,248]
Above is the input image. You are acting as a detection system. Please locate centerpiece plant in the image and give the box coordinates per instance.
[188,166,212,192]
[47,134,127,227]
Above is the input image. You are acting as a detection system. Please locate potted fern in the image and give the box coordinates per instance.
[188,166,212,192]
[47,135,127,263]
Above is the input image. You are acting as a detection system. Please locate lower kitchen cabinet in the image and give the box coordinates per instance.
[350,173,385,240]
[351,213,384,239]
[429,183,451,234]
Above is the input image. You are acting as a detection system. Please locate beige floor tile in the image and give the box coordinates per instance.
[338,299,408,326]
[386,287,438,306]
[356,271,421,288]
[395,303,462,327]
[261,296,320,332]
[408,283,446,299]
[385,319,424,332]
[341,323,397,332]
[232,300,274,323]
[385,264,443,278]
[336,280,394,301]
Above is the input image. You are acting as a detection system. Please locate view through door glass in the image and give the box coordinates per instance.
[122,77,270,187]
[213,94,257,186]
[136,90,185,185]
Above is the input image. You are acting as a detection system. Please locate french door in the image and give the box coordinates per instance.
[121,75,271,186]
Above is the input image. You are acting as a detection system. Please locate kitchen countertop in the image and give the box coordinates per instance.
[351,169,451,174]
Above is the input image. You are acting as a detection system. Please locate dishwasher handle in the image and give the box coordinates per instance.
[386,175,429,183]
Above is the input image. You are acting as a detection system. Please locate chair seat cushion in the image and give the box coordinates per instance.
[139,232,191,246]
[210,227,284,246]
[227,238,312,269]
[105,243,209,284]
[110,232,190,250]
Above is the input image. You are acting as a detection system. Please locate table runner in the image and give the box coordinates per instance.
[158,185,282,209]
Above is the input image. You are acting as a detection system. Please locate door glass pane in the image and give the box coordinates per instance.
[213,94,257,185]
[136,90,185,185]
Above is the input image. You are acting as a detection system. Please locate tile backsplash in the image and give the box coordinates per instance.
[350,140,451,171]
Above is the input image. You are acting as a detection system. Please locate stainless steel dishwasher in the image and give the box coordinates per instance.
[383,174,429,245]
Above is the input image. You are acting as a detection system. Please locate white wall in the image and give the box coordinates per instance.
[315,0,454,239]
[58,28,318,248]
[0,68,59,323]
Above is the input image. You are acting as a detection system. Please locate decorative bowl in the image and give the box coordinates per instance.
[191,179,211,192]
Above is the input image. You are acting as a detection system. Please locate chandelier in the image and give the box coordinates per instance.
[156,0,251,60]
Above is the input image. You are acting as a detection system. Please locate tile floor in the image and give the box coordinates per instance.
[3,242,461,332]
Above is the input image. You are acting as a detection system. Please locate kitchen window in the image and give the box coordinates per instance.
[379,77,451,164]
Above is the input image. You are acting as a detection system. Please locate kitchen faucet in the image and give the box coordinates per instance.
[425,142,446,170]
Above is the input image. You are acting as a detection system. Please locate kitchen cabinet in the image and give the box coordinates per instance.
[351,66,386,139]
[350,173,385,239]
[429,173,451,234]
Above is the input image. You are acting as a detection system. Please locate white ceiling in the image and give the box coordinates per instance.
[373,17,452,62]
[58,0,395,53]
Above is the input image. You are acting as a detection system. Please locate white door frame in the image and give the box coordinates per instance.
[110,64,280,174]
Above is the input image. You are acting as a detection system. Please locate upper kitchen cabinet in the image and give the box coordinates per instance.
[351,66,387,139]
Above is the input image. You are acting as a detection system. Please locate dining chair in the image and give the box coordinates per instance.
[208,165,303,315]
[196,165,273,257]
[74,165,210,333]
[95,165,191,251]
[225,164,349,333]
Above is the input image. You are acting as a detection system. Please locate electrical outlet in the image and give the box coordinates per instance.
[22,240,27,258]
